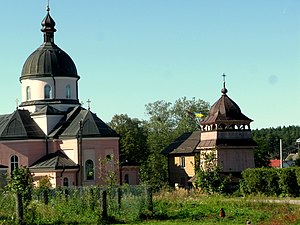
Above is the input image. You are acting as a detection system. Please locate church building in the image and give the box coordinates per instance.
[162,77,257,188]
[0,7,120,187]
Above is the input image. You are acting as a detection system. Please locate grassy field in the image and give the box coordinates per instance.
[137,189,300,225]
[1,188,300,224]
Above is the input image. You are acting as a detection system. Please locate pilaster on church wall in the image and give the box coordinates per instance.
[58,139,79,163]
[81,138,120,185]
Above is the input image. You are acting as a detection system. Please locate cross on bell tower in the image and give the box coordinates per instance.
[221,73,228,95]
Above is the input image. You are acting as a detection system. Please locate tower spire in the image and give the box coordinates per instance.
[221,73,228,95]
[41,1,56,43]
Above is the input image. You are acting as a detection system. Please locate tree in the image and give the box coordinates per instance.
[142,97,210,190]
[7,167,34,224]
[195,152,230,194]
[108,114,148,164]
[252,126,300,167]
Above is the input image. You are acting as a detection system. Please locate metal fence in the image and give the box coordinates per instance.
[0,185,153,224]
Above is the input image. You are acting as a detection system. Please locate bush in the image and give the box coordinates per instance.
[240,167,300,197]
[278,168,299,197]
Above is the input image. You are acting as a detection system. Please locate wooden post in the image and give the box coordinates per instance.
[16,192,23,224]
[117,187,122,210]
[43,189,49,205]
[100,190,108,222]
[146,186,153,212]
[90,188,95,211]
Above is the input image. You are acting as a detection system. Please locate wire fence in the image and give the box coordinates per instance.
[0,185,153,224]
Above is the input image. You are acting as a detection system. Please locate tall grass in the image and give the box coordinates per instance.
[1,187,300,224]
[150,188,300,225]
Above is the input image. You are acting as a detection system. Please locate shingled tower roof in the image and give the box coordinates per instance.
[201,75,252,127]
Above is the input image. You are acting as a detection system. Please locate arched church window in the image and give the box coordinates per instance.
[63,177,69,186]
[44,84,52,99]
[85,159,94,180]
[66,85,71,99]
[10,155,18,174]
[26,86,31,101]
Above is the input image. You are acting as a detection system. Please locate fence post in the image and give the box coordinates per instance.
[16,192,23,224]
[100,190,108,222]
[90,188,95,211]
[43,188,49,205]
[117,187,122,210]
[146,186,153,212]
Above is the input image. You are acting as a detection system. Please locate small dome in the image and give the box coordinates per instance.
[21,43,78,79]
[20,7,79,80]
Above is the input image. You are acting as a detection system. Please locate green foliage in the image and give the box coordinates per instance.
[7,166,33,206]
[142,97,210,189]
[252,126,300,167]
[109,114,149,164]
[277,168,299,197]
[98,154,119,188]
[240,167,300,197]
[240,168,280,196]
[195,152,230,194]
[109,97,210,190]
[37,175,52,190]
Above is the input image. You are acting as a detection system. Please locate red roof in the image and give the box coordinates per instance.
[269,160,280,168]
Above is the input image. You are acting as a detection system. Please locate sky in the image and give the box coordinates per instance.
[0,1,299,129]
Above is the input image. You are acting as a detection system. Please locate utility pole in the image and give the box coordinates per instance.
[280,139,283,169]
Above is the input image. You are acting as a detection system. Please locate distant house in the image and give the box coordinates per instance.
[161,131,200,188]
[269,153,298,168]
[162,79,257,188]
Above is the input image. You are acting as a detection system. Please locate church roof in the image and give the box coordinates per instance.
[0,110,45,140]
[49,106,119,138]
[31,105,64,116]
[201,80,252,125]
[30,150,79,171]
[161,131,201,155]
[20,7,79,80]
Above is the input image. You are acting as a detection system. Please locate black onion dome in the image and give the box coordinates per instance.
[21,43,78,79]
[20,7,79,80]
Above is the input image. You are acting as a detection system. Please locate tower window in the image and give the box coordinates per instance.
[85,159,94,180]
[26,86,31,101]
[66,85,71,99]
[10,155,19,174]
[44,84,52,99]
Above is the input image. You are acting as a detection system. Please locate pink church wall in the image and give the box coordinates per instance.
[0,140,46,174]
[82,138,120,186]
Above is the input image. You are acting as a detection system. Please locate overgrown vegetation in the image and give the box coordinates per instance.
[109,97,210,190]
[2,185,300,225]
[195,152,231,194]
[240,167,300,197]
[252,125,300,167]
